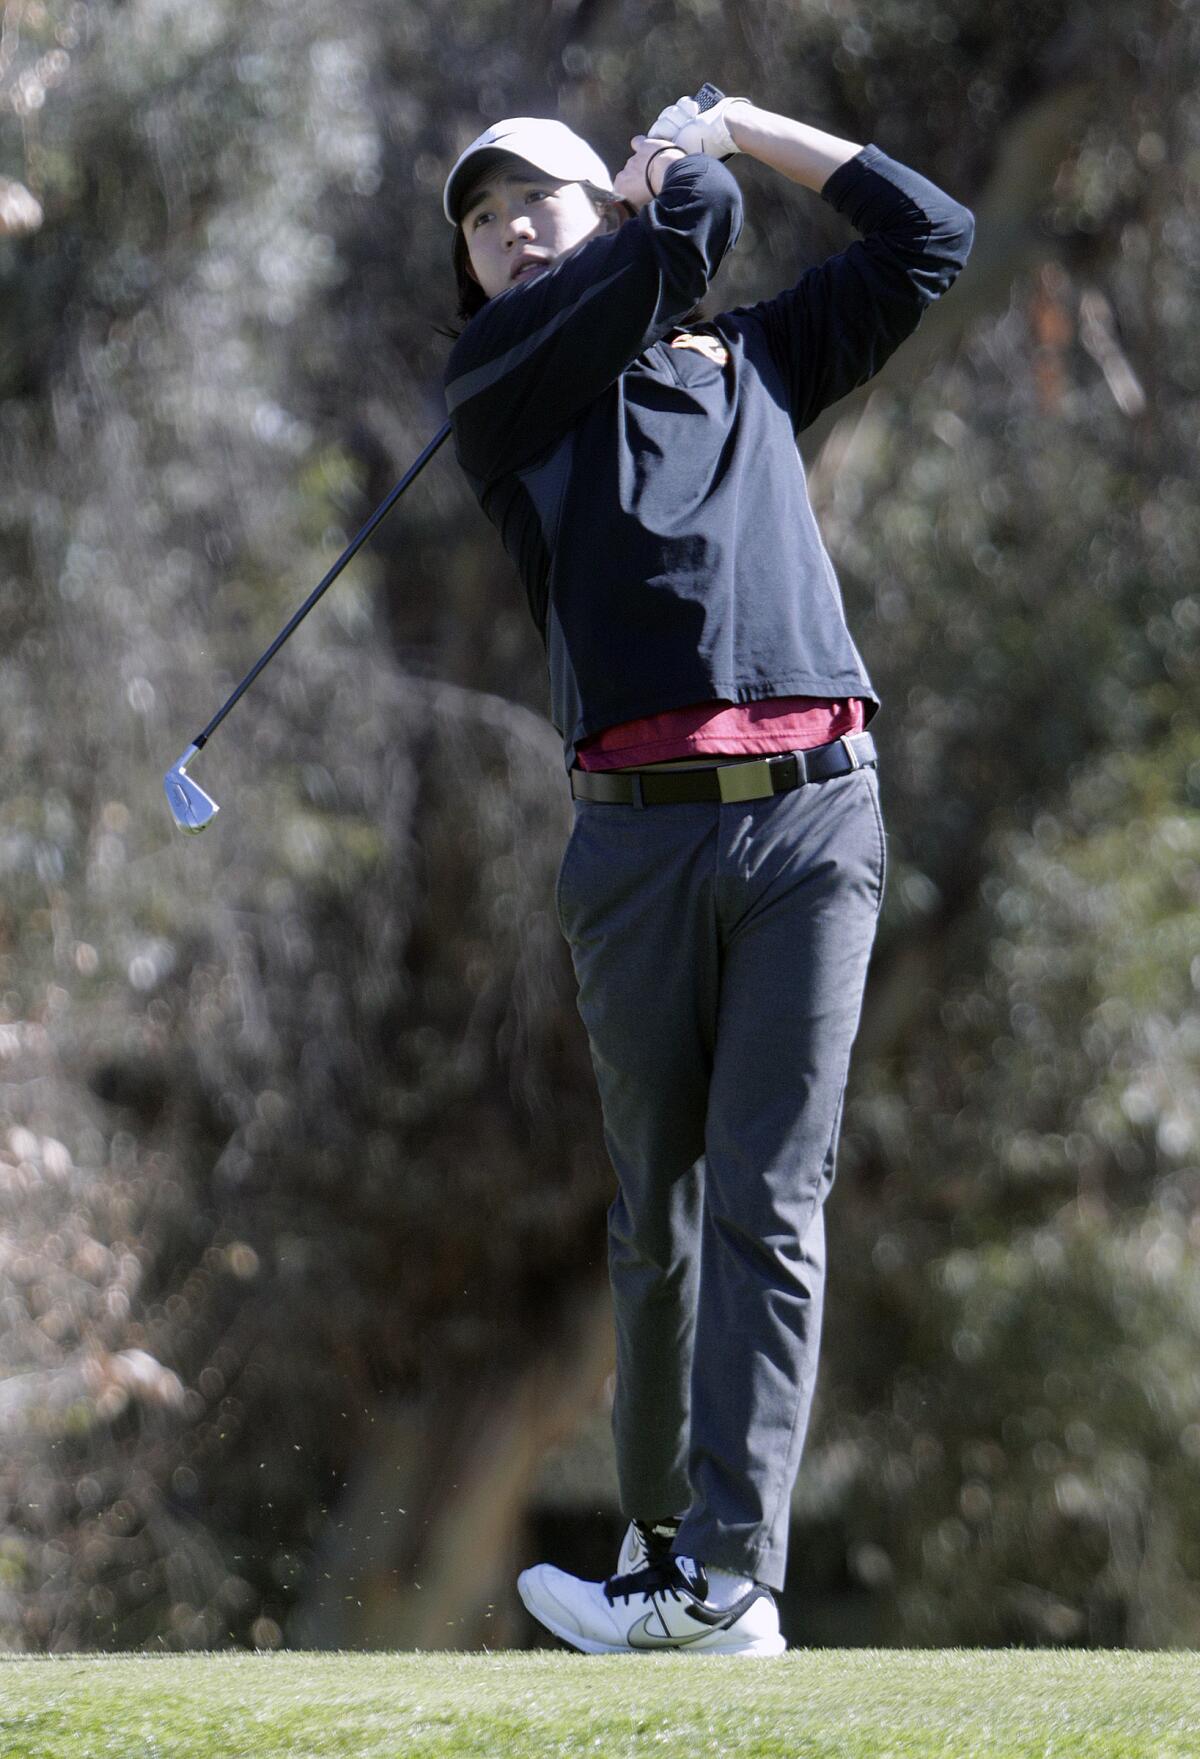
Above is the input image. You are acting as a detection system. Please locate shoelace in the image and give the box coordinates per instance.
[604,1559,687,1607]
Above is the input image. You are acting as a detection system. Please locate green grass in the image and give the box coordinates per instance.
[0,1650,1197,1757]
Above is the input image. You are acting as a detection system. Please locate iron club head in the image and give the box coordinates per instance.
[164,744,219,834]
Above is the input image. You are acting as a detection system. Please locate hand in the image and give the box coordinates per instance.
[613,134,687,209]
[645,93,752,161]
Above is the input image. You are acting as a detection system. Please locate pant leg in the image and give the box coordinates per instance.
[672,764,886,1591]
[555,797,720,1523]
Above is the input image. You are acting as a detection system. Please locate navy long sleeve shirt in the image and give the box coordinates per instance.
[444,145,975,771]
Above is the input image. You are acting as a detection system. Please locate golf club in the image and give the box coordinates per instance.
[164,420,452,832]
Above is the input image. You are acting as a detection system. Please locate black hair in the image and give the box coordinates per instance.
[451,222,489,324]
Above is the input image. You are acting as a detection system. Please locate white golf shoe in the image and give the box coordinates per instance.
[517,1555,786,1656]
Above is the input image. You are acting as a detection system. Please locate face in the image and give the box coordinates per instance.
[460,158,610,301]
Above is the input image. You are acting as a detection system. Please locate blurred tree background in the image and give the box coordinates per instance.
[0,0,1197,1653]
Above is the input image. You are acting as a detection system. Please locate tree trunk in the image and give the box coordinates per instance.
[290,1278,615,1649]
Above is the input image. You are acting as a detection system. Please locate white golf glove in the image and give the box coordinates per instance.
[645,92,752,160]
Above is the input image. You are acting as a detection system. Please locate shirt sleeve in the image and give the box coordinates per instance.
[443,156,743,483]
[734,144,975,436]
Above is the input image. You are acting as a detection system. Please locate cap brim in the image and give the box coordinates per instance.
[443,124,615,225]
[445,148,527,226]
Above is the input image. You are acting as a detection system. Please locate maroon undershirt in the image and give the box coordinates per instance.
[574,696,867,770]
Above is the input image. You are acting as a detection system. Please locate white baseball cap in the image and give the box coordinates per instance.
[443,117,614,226]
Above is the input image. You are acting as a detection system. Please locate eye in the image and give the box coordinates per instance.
[470,210,493,230]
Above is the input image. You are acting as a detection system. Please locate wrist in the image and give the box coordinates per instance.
[646,145,686,198]
[724,99,757,153]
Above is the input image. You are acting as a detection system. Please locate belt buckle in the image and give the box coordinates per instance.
[717,759,774,804]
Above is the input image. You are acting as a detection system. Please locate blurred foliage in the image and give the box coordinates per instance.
[0,0,1197,1654]
[823,730,1200,1644]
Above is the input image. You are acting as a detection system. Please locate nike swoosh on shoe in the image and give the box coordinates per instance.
[627,1611,716,1650]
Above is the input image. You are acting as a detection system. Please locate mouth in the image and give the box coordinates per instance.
[511,259,549,283]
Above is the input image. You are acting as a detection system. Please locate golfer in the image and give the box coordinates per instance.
[442,91,974,1654]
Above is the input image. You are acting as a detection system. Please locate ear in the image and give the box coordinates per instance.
[600,199,632,232]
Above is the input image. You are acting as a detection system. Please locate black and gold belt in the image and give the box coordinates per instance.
[569,732,877,807]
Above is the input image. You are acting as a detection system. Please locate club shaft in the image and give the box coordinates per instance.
[188,90,720,755]
[192,419,453,750]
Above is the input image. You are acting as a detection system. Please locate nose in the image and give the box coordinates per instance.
[504,210,536,246]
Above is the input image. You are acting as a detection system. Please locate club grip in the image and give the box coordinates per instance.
[692,83,726,111]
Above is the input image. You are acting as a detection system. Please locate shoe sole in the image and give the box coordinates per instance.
[517,1574,787,1657]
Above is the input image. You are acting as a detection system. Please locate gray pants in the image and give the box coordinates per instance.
[555,763,886,1592]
